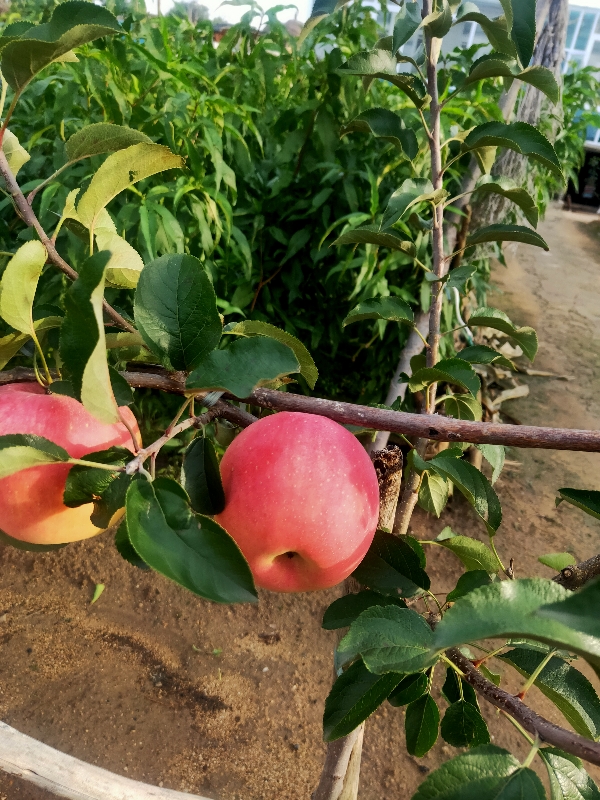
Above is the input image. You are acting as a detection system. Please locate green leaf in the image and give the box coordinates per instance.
[511,0,536,66]
[446,264,476,293]
[442,666,479,707]
[445,394,483,421]
[409,357,481,398]
[433,578,600,669]
[476,444,505,484]
[341,108,418,160]
[225,320,318,389]
[323,659,403,741]
[418,471,449,517]
[540,747,600,800]
[422,0,453,38]
[388,672,429,707]
[181,436,225,516]
[109,366,134,408]
[446,570,493,603]
[382,179,445,228]
[125,476,257,604]
[480,664,502,686]
[63,447,132,529]
[537,579,600,639]
[454,6,517,58]
[322,591,407,630]
[59,251,120,424]
[462,121,563,181]
[539,553,576,571]
[411,745,542,800]
[463,57,559,105]
[1,2,121,92]
[473,176,539,228]
[512,65,560,104]
[467,307,538,361]
[95,227,144,290]
[343,297,414,327]
[77,143,183,234]
[0,240,47,335]
[186,336,300,397]
[334,224,416,255]
[438,535,501,572]
[405,694,439,757]
[499,648,600,740]
[298,0,353,43]
[392,2,422,52]
[441,701,490,748]
[467,223,549,251]
[557,489,600,520]
[114,518,149,570]
[338,51,429,108]
[338,605,437,675]
[65,123,152,162]
[352,530,430,596]
[456,344,515,371]
[134,254,222,372]
[0,433,69,479]
[2,130,30,176]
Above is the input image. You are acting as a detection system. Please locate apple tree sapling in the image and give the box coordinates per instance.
[2,2,600,799]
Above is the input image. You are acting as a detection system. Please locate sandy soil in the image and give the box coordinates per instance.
[1,204,600,800]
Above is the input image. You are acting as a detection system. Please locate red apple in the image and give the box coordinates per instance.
[215,411,379,592]
[0,383,141,545]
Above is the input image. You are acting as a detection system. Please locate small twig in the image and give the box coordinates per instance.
[447,648,600,766]
[0,149,135,334]
[125,407,220,475]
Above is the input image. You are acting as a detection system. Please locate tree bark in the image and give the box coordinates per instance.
[368,311,429,453]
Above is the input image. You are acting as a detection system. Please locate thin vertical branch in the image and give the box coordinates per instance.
[0,150,136,333]
[395,1,446,532]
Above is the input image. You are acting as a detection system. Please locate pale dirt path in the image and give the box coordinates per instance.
[1,205,600,800]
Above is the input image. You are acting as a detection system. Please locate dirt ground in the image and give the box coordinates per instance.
[1,204,600,800]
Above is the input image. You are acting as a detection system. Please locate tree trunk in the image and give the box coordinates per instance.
[472,0,569,228]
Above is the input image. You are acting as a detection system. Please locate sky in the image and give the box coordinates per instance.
[143,0,600,26]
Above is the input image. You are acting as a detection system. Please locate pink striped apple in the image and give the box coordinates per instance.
[215,411,379,592]
[0,383,141,545]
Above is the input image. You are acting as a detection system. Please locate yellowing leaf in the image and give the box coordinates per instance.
[60,252,120,424]
[0,329,29,369]
[95,228,144,289]
[76,143,183,234]
[2,129,30,176]
[0,240,47,334]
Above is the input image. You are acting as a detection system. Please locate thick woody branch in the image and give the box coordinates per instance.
[553,554,600,590]
[4,368,600,453]
[244,388,600,453]
[0,150,135,334]
[447,648,600,766]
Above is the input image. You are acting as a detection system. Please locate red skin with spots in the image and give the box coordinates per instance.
[0,383,141,545]
[215,412,379,592]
